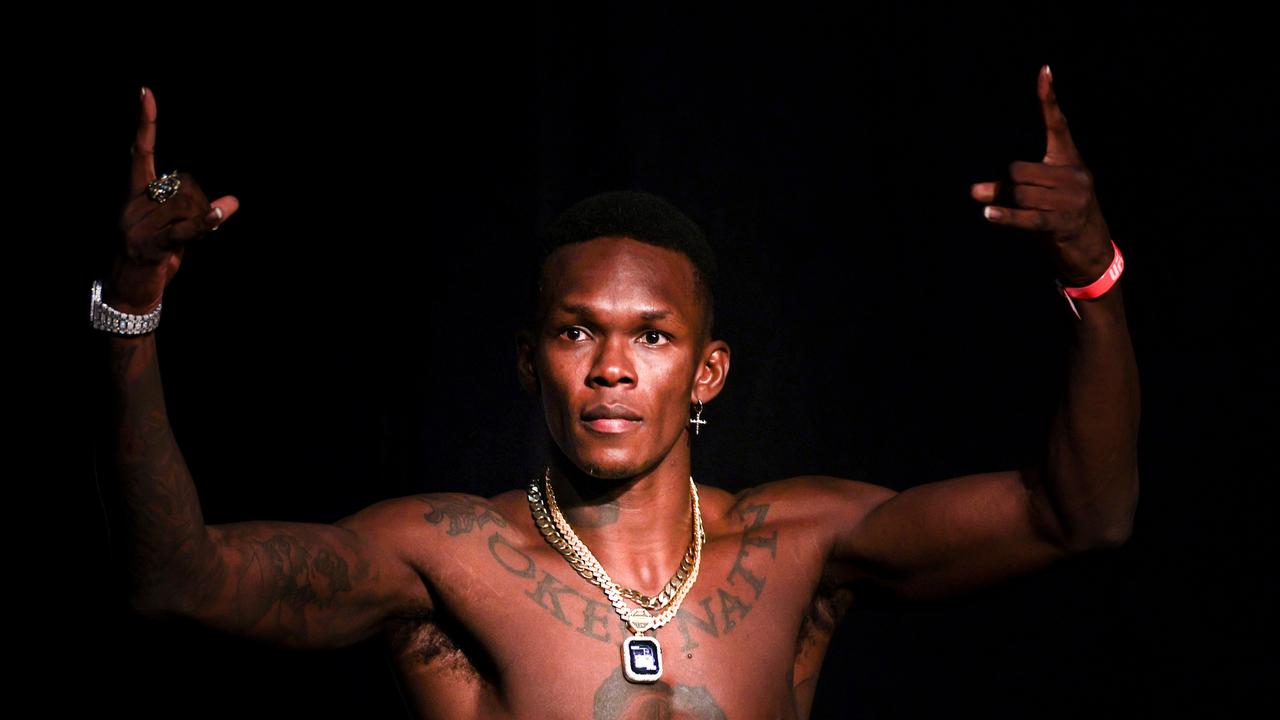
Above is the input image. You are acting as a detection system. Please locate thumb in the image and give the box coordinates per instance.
[206,195,240,231]
[205,205,224,231]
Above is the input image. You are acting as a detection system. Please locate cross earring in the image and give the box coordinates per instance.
[690,399,707,435]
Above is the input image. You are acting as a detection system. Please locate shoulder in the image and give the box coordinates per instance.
[337,491,510,533]
[719,475,896,525]
[334,491,519,566]
[706,475,898,553]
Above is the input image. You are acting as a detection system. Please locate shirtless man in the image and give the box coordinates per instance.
[96,66,1139,719]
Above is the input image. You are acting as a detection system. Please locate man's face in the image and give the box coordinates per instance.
[519,236,727,480]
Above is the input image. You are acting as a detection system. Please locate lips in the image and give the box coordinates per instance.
[582,404,643,421]
[581,404,643,434]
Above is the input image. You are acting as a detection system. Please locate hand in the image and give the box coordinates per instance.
[107,86,240,313]
[970,65,1115,287]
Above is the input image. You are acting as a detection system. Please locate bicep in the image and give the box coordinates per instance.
[814,470,1072,602]
[177,499,432,650]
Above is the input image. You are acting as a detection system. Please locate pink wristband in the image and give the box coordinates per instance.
[1055,238,1124,319]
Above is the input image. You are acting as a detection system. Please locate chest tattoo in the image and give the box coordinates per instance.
[483,498,781,657]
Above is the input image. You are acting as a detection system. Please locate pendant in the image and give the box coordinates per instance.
[621,609,662,682]
[625,608,655,633]
[621,633,663,683]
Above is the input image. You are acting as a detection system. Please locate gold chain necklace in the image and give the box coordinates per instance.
[527,468,705,683]
[533,468,702,611]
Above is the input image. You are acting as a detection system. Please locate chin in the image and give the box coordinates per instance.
[571,448,648,481]
[578,458,641,481]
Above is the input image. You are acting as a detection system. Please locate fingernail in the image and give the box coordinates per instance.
[1045,65,1052,82]
[141,86,147,100]
[984,206,1001,220]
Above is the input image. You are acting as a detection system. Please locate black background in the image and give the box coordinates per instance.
[52,5,1273,718]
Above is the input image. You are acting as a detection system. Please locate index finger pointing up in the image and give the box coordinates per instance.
[130,86,157,193]
[1039,65,1082,167]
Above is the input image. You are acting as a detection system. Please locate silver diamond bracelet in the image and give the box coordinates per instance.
[89,279,162,335]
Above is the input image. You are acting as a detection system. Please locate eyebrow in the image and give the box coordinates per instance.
[558,303,677,322]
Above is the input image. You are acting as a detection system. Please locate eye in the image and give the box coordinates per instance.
[639,330,670,346]
[559,326,590,342]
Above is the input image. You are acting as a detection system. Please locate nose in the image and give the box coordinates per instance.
[587,334,636,388]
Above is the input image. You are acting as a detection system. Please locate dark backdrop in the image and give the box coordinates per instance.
[57,5,1271,718]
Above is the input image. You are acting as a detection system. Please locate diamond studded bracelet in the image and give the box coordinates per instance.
[89,279,162,335]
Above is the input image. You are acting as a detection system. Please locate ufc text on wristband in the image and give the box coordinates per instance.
[1055,239,1124,320]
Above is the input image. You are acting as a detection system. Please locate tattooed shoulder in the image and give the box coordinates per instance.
[414,493,509,536]
[726,483,770,517]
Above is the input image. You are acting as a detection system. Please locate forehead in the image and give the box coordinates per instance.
[540,236,700,322]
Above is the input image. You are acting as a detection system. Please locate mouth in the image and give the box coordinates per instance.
[581,404,644,434]
[581,418,644,434]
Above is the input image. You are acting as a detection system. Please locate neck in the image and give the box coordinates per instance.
[545,446,696,596]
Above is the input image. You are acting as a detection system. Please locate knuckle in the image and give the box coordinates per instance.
[179,173,207,199]
[1008,160,1035,180]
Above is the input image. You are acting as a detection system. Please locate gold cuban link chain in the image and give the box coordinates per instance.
[527,469,705,633]
[540,467,700,610]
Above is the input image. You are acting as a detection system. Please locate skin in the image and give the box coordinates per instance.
[100,66,1138,719]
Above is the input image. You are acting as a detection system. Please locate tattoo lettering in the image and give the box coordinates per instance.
[726,485,767,516]
[673,596,719,653]
[488,532,615,643]
[487,532,536,578]
[579,597,613,642]
[525,570,580,626]
[483,495,781,655]
[672,498,781,652]
[716,588,752,632]
[727,501,778,601]
[418,495,508,535]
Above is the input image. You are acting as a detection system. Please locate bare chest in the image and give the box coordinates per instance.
[387,500,836,719]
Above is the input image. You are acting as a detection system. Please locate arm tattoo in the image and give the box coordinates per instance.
[194,526,365,643]
[416,494,508,535]
[99,334,218,606]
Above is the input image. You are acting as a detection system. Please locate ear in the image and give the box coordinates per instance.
[692,339,730,405]
[516,330,541,396]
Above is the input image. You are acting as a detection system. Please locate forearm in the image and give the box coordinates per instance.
[1035,281,1141,550]
[97,331,219,612]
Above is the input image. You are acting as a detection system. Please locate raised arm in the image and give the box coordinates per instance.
[92,87,431,649]
[811,65,1139,602]
[97,339,432,649]
[101,338,431,650]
